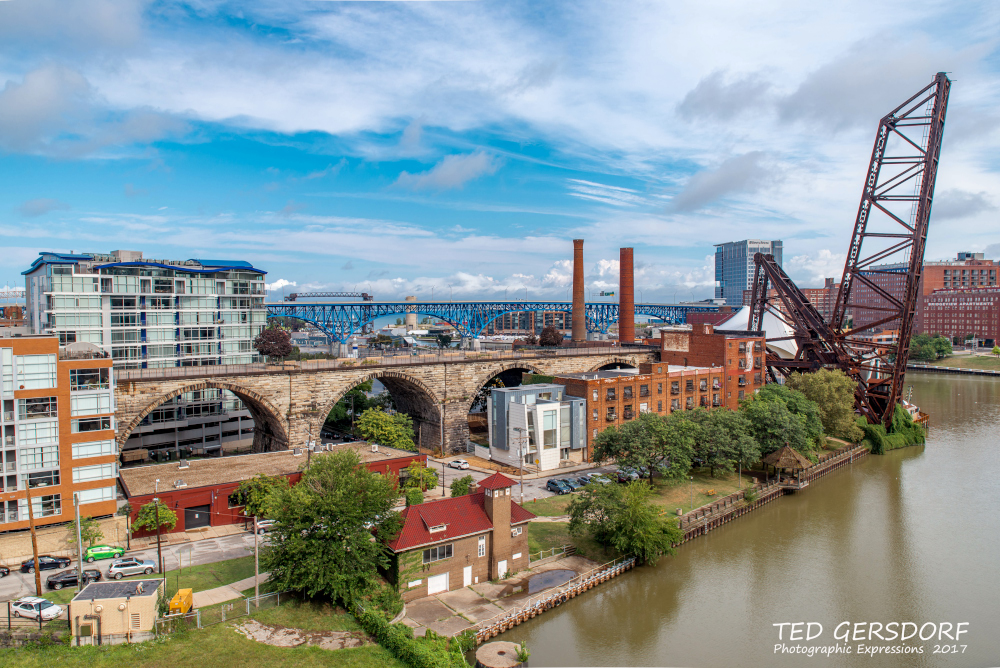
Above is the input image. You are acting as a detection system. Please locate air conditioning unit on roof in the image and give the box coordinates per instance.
[371,444,378,453]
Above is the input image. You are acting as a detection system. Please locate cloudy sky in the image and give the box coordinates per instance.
[1,0,998,302]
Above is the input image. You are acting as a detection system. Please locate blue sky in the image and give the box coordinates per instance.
[1,0,998,302]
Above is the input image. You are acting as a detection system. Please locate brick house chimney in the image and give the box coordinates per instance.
[478,473,515,578]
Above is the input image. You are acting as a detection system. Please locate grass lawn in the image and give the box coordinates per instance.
[5,617,405,668]
[920,354,1000,371]
[250,596,364,633]
[649,469,748,514]
[40,556,257,608]
[527,522,617,563]
[522,494,572,517]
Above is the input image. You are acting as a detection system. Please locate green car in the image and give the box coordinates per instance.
[84,545,124,563]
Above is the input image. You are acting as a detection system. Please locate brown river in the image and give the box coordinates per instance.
[500,372,1000,667]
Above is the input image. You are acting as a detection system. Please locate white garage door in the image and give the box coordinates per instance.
[427,573,449,595]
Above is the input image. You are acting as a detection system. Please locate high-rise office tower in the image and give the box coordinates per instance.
[22,250,268,464]
[714,239,783,306]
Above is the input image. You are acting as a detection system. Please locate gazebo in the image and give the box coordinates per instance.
[762,445,812,489]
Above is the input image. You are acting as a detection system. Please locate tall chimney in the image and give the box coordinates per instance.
[572,240,586,342]
[619,247,635,344]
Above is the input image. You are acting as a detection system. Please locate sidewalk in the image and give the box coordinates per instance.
[131,522,247,550]
[429,456,599,481]
[192,572,270,608]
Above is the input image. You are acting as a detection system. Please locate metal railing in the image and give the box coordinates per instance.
[115,345,654,381]
[529,544,570,563]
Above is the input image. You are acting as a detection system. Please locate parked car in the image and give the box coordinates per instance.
[20,555,71,574]
[561,478,583,492]
[254,519,277,535]
[46,568,102,590]
[0,565,9,577]
[587,473,613,485]
[11,597,62,621]
[84,544,125,562]
[107,557,156,580]
[616,468,639,483]
[546,479,571,495]
[575,476,593,487]
[448,459,470,470]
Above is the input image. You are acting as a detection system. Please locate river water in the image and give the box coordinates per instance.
[501,372,1000,667]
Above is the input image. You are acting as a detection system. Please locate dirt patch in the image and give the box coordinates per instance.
[235,619,370,650]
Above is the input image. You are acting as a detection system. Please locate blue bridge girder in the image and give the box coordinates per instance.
[266,301,719,343]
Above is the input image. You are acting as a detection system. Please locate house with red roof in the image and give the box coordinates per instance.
[388,472,535,601]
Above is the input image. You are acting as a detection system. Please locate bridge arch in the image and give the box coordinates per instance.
[118,381,289,455]
[312,369,443,450]
[589,357,638,372]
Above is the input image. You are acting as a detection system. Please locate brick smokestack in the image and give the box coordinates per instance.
[619,247,635,344]
[572,239,586,342]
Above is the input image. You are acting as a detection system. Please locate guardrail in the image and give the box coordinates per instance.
[115,345,655,381]
[475,555,637,643]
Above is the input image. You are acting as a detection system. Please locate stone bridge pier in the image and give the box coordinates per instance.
[114,350,657,457]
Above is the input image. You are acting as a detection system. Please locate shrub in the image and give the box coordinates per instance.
[353,605,469,668]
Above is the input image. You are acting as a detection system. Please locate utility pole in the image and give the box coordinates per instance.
[441,460,445,497]
[153,497,163,575]
[73,493,85,594]
[513,427,526,503]
[253,516,260,608]
[26,491,42,596]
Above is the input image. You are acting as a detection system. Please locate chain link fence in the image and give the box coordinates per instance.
[156,591,287,634]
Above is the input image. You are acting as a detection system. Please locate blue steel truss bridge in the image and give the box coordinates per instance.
[265,300,719,343]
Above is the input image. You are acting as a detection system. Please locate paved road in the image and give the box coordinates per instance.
[0,532,259,603]
[429,456,619,504]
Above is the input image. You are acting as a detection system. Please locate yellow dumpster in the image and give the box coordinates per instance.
[169,588,194,614]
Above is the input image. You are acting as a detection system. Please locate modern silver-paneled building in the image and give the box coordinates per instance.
[22,250,269,464]
[714,239,783,306]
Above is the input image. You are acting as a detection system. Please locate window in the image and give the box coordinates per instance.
[622,386,633,400]
[18,494,61,518]
[73,462,116,483]
[685,379,694,392]
[671,381,679,395]
[606,388,616,401]
[15,354,56,390]
[18,421,58,445]
[543,410,557,449]
[20,470,59,488]
[592,429,597,438]
[422,544,453,564]
[657,400,663,412]
[478,535,486,558]
[685,397,694,410]
[560,408,571,448]
[592,408,598,421]
[18,397,57,420]
[69,368,110,391]
[639,384,649,397]
[738,390,745,400]
[592,389,597,401]
[72,417,112,433]
[671,399,680,411]
[657,383,662,394]
[700,379,708,392]
[511,526,522,536]
[70,393,112,417]
[606,407,616,421]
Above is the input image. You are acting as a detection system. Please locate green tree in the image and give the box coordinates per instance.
[931,335,952,358]
[261,449,402,604]
[687,408,759,477]
[326,380,374,429]
[754,383,824,448]
[355,407,416,451]
[231,474,290,518]
[739,395,809,456]
[436,334,452,348]
[786,368,864,442]
[132,500,178,534]
[450,475,475,497]
[592,412,696,482]
[403,460,438,491]
[116,503,133,548]
[993,345,1000,357]
[404,487,424,506]
[395,318,403,325]
[568,481,683,565]
[67,516,103,548]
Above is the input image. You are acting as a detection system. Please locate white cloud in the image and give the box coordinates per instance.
[395,151,501,190]
[787,249,846,286]
[266,279,297,292]
[671,152,773,211]
[932,189,995,220]
[17,198,70,217]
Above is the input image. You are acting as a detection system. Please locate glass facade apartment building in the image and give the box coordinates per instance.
[0,336,118,530]
[714,239,783,306]
[21,250,268,465]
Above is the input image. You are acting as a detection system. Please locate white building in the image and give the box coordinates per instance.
[21,250,269,464]
[486,384,586,472]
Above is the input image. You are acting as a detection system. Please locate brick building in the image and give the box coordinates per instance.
[552,362,724,458]
[485,311,573,336]
[656,324,765,409]
[920,288,1000,345]
[0,336,117,532]
[119,442,425,536]
[389,473,534,602]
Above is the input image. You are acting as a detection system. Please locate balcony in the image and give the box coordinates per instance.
[622,389,633,400]
[605,413,617,422]
[623,410,634,420]
[700,397,709,407]
[712,400,721,407]
[606,392,616,401]
[639,387,650,397]
[712,382,721,390]
[2,412,12,422]
[738,378,747,387]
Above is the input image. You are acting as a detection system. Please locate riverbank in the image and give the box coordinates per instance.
[909,360,1000,376]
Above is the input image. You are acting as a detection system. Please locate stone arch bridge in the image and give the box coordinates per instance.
[114,348,658,456]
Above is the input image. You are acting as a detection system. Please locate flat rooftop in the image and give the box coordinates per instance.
[554,365,714,381]
[120,442,420,497]
[73,579,162,601]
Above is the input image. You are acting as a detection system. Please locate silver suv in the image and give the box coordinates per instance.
[107,557,156,579]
